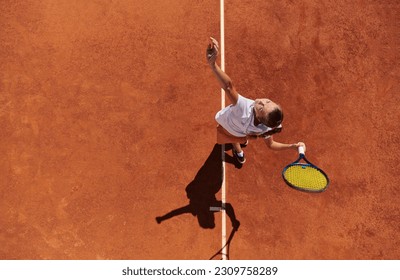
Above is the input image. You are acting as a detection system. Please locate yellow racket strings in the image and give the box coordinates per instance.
[284,165,328,191]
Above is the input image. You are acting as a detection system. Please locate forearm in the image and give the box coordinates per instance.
[264,136,300,151]
[267,141,297,151]
[209,63,233,91]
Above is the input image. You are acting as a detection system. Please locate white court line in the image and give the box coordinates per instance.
[220,0,227,261]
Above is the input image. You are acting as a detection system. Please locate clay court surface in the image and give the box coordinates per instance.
[1,0,399,259]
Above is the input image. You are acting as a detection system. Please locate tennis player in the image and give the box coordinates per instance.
[207,37,306,164]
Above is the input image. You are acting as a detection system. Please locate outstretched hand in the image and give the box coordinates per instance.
[206,37,219,66]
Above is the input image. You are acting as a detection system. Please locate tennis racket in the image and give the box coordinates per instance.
[282,146,329,192]
[209,228,236,260]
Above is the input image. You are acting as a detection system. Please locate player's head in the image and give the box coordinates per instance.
[254,98,283,127]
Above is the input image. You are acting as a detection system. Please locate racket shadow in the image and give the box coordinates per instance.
[209,228,237,260]
[155,144,240,230]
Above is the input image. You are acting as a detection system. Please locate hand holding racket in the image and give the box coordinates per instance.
[282,145,329,192]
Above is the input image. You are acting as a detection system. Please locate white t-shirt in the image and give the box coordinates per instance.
[215,94,282,139]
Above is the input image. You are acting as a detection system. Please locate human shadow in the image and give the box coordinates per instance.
[156,144,241,231]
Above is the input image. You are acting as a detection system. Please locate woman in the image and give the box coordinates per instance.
[207,37,305,164]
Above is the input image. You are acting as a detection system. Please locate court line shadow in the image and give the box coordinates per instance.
[155,144,241,231]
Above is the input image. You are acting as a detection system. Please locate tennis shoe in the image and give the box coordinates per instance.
[233,149,246,164]
[240,140,249,148]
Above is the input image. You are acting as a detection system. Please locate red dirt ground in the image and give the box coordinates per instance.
[1,0,399,259]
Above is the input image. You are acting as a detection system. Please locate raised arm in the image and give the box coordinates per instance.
[206,37,239,105]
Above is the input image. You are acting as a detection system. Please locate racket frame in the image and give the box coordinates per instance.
[282,148,330,193]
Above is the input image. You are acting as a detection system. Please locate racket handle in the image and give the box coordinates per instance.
[298,145,305,155]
